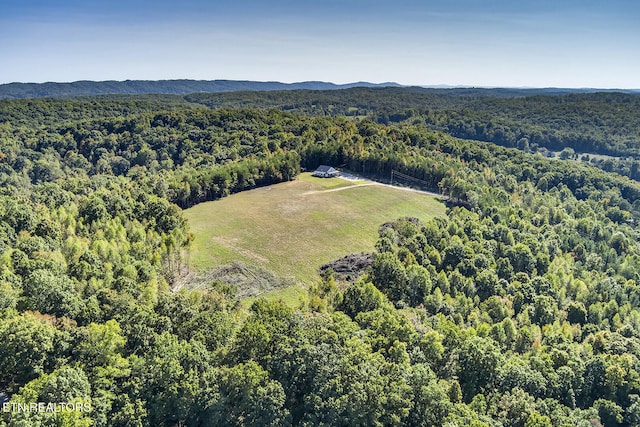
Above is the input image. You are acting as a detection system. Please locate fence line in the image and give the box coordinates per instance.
[390,169,432,188]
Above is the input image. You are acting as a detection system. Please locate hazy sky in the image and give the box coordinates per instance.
[1,0,639,88]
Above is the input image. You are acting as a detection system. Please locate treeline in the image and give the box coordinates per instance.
[420,93,640,157]
[299,121,640,221]
[186,87,640,161]
[0,108,310,208]
[4,87,639,159]
[0,95,194,127]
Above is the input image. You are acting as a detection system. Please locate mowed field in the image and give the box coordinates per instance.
[184,173,445,301]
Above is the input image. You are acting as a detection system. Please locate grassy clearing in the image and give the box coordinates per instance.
[184,173,445,300]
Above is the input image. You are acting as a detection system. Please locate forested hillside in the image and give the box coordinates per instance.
[0,80,400,100]
[1,91,640,426]
[186,88,640,182]
[188,88,640,156]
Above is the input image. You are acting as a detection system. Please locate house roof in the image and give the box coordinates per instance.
[315,165,336,172]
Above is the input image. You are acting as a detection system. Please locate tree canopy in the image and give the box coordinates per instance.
[1,89,640,426]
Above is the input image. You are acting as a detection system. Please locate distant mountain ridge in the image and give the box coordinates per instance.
[0,79,403,99]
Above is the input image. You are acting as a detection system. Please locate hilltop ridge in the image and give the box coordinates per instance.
[2,79,638,100]
[0,79,402,99]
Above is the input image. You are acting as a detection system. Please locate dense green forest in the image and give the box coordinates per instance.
[1,89,640,426]
[187,88,640,157]
[9,86,639,179]
[187,88,640,181]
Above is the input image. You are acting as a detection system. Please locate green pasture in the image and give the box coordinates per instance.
[184,173,445,302]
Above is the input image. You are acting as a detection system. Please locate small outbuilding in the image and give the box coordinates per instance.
[312,165,340,178]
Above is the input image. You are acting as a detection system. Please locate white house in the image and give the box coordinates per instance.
[312,165,340,178]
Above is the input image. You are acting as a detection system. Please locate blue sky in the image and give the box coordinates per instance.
[1,0,639,88]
